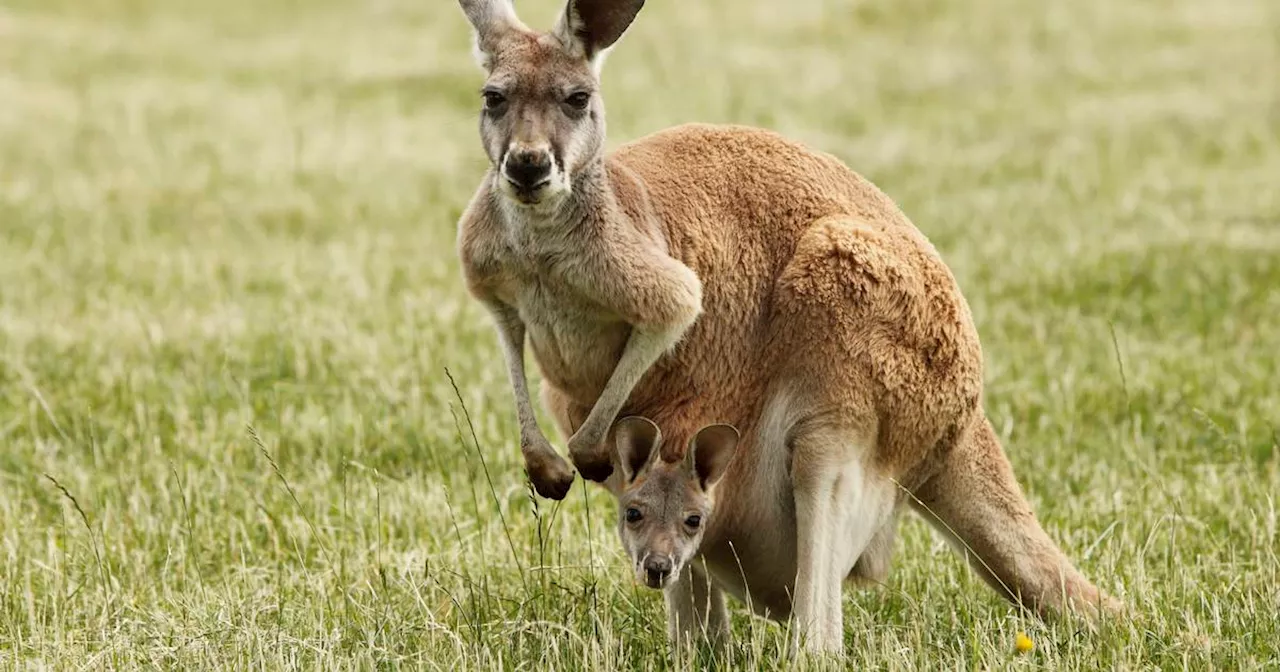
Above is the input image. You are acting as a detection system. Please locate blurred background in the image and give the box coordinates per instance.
[1,0,1278,668]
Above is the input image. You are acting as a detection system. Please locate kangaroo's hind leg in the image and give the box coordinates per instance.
[911,416,1122,619]
[789,422,897,655]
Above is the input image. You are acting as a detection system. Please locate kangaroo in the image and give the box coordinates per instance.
[453,0,1120,653]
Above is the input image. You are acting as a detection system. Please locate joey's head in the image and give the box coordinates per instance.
[456,0,644,212]
[610,416,739,590]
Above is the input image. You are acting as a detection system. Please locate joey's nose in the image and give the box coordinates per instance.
[504,149,552,189]
[643,556,673,588]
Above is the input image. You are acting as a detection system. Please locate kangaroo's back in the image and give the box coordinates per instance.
[611,123,916,262]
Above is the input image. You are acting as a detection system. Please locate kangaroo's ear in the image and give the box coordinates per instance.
[687,424,739,490]
[553,0,645,70]
[458,0,523,70]
[614,416,661,483]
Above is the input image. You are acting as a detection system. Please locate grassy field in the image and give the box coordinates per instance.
[2,0,1279,668]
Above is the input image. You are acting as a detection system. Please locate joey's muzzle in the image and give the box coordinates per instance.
[637,554,678,590]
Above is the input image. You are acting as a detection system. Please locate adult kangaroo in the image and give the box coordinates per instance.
[453,0,1119,653]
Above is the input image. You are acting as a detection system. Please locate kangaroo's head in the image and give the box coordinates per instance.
[456,0,643,213]
[609,416,739,590]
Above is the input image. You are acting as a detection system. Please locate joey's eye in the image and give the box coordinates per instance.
[625,508,643,523]
[564,91,591,111]
[482,90,507,110]
[685,515,702,529]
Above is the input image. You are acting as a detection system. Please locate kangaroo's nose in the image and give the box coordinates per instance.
[504,149,552,189]
[643,556,673,587]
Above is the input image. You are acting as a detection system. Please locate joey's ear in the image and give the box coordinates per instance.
[552,0,645,69]
[687,424,739,490]
[614,416,661,483]
[458,0,523,70]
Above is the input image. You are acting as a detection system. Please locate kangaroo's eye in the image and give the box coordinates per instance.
[482,90,507,110]
[564,91,591,110]
[685,515,702,529]
[625,508,643,523]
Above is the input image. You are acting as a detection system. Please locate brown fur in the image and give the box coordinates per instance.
[455,0,1121,655]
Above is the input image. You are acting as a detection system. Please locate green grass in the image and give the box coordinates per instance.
[2,0,1279,668]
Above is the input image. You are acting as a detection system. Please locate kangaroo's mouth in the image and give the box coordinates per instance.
[504,177,550,203]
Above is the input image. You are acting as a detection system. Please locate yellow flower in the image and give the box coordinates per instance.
[1015,632,1034,654]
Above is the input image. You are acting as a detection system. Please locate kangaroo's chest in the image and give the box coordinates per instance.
[496,264,631,403]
